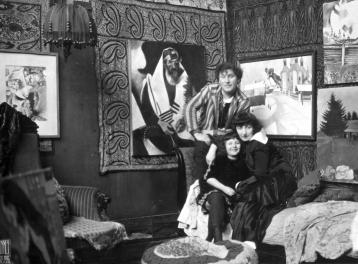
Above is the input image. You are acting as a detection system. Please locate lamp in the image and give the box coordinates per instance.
[43,0,97,59]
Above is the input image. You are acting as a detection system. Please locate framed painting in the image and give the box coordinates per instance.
[317,86,358,169]
[239,51,316,140]
[0,51,59,137]
[323,0,358,85]
[129,40,206,157]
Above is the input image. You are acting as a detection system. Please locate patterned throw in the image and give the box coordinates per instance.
[283,201,358,264]
[141,237,258,264]
[63,217,128,250]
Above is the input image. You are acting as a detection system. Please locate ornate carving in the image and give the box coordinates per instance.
[93,0,226,172]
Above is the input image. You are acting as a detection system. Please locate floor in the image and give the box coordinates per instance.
[72,217,358,264]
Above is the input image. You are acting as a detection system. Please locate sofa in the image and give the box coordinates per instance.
[178,146,358,264]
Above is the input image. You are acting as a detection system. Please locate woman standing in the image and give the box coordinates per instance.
[229,112,297,248]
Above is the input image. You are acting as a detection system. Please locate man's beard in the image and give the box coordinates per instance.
[167,67,184,82]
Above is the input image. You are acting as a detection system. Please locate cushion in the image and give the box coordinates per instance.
[63,216,128,250]
[141,236,258,264]
[52,177,70,224]
[287,184,321,207]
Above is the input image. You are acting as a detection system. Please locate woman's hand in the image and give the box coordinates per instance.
[206,144,217,165]
[223,187,236,197]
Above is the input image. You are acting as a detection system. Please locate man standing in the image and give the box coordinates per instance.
[185,62,250,179]
[135,47,193,155]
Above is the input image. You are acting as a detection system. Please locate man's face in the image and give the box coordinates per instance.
[219,69,239,97]
[164,53,183,82]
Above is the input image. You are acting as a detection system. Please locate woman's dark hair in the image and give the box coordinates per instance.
[215,132,241,155]
[231,112,262,134]
[215,62,243,80]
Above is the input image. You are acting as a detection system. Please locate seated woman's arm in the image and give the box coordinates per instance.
[207,178,235,197]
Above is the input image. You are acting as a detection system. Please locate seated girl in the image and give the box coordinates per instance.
[197,132,249,243]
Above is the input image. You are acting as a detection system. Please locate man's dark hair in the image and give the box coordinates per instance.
[215,62,243,80]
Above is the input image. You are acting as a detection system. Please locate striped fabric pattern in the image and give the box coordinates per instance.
[185,84,250,133]
[62,185,103,221]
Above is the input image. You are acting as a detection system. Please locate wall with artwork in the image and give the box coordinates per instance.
[227,0,358,183]
[0,0,227,222]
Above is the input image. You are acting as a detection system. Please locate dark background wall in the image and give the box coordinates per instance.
[40,47,178,221]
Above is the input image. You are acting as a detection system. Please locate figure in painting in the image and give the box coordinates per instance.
[131,45,197,156]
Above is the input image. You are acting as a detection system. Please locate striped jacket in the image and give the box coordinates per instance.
[185,84,250,134]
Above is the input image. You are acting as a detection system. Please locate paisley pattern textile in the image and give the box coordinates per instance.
[0,0,48,52]
[91,0,226,172]
[139,0,226,11]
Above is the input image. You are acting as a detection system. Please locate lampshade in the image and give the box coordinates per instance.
[43,0,97,58]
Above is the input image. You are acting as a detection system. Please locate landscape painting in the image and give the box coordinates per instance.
[317,86,358,169]
[323,0,358,85]
[240,52,315,140]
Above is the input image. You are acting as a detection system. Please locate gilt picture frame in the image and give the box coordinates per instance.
[0,51,59,137]
[239,51,316,140]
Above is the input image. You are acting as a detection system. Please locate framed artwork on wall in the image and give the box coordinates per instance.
[0,51,59,138]
[239,51,316,140]
[323,0,358,85]
[129,40,206,157]
[317,86,358,169]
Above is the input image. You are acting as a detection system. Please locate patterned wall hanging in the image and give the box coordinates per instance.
[0,0,48,52]
[139,0,226,11]
[91,0,226,172]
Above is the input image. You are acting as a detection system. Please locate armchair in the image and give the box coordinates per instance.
[61,185,127,261]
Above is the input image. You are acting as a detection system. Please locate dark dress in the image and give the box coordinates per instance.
[230,135,297,243]
[198,154,249,241]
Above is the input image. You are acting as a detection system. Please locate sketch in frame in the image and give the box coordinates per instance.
[129,40,206,156]
[317,86,358,169]
[240,53,315,140]
[0,52,59,137]
[323,0,358,85]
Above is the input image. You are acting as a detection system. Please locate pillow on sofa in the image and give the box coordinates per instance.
[52,177,70,224]
[287,183,321,207]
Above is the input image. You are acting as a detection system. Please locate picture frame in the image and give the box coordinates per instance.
[323,0,358,85]
[239,51,316,140]
[0,51,59,138]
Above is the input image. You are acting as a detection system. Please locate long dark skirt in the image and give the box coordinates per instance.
[230,169,297,243]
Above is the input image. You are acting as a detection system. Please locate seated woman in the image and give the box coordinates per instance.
[197,132,249,243]
[229,112,297,248]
